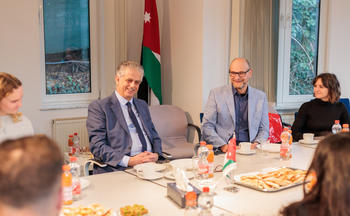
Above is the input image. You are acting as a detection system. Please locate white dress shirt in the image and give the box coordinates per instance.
[115,91,152,167]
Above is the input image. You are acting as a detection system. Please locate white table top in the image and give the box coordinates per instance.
[75,143,316,216]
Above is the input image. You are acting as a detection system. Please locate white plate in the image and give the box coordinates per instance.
[164,171,195,180]
[260,143,281,153]
[133,162,166,172]
[137,172,163,180]
[236,149,256,155]
[80,178,90,190]
[299,139,318,145]
[169,159,193,170]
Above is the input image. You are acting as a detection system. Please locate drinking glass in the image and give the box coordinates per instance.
[260,140,269,156]
[192,156,199,179]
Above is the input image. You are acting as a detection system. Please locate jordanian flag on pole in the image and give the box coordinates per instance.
[223,132,237,178]
[141,0,162,104]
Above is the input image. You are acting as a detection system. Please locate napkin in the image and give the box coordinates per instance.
[174,168,193,192]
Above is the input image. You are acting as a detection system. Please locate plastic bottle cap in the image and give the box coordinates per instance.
[62,165,71,171]
[70,156,77,162]
[69,135,73,138]
[185,191,197,201]
[200,141,206,146]
[283,128,289,131]
[203,187,210,193]
[206,144,213,150]
[335,120,340,124]
[74,132,78,135]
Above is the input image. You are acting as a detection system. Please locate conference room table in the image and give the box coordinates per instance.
[74,143,317,216]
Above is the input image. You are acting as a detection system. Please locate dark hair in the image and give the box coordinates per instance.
[312,73,340,103]
[0,135,64,208]
[281,133,350,216]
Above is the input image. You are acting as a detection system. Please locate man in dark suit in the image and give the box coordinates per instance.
[87,61,162,174]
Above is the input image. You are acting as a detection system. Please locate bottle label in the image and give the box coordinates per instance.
[280,147,290,160]
[73,182,81,195]
[63,186,73,202]
[198,164,209,174]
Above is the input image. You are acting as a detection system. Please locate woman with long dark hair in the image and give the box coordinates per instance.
[281,132,350,216]
[292,73,350,141]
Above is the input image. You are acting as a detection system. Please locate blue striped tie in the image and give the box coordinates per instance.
[126,102,147,152]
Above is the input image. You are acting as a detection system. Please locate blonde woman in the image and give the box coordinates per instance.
[0,72,33,143]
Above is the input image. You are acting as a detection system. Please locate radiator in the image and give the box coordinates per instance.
[52,117,89,153]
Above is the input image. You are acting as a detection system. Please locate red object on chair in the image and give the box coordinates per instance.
[268,113,283,143]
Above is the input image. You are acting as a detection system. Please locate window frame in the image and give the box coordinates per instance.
[276,0,328,110]
[38,0,99,110]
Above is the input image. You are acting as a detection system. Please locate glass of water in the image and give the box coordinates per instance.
[192,156,199,179]
[260,139,269,156]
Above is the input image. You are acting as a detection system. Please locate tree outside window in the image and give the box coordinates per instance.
[43,0,91,95]
[289,0,320,95]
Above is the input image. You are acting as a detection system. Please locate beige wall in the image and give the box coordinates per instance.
[0,0,120,136]
[327,0,350,98]
[1,0,350,135]
[126,0,231,125]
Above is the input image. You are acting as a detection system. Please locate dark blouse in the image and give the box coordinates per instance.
[292,99,350,141]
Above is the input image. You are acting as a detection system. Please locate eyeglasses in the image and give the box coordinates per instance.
[229,68,250,77]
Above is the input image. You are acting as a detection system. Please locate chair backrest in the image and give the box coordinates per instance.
[149,105,188,138]
[339,98,350,115]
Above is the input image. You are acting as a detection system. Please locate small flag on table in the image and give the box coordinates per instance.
[223,133,237,178]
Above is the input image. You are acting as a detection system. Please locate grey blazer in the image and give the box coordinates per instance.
[202,85,269,147]
[86,93,162,174]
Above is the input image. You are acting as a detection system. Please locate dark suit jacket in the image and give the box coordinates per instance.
[86,93,162,174]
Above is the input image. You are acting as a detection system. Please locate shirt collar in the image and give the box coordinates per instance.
[232,85,249,97]
[115,90,133,106]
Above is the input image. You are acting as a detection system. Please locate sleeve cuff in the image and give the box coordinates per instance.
[118,155,130,167]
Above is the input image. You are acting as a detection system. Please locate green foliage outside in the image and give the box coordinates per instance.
[289,0,320,95]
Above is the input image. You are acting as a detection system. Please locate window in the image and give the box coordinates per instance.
[276,0,326,109]
[39,0,99,109]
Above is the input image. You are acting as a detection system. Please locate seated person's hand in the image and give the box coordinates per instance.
[251,142,258,149]
[128,151,159,167]
[220,144,228,153]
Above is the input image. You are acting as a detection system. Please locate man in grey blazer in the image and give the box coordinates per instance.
[87,61,162,174]
[202,58,269,152]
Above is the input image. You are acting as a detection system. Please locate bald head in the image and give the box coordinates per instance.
[229,57,252,94]
[230,58,251,69]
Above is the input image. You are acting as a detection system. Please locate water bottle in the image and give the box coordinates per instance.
[206,145,214,179]
[73,132,80,156]
[69,156,81,200]
[197,141,208,157]
[280,128,291,160]
[197,142,209,181]
[68,135,74,156]
[62,165,73,205]
[332,120,342,134]
[198,187,213,216]
[184,191,199,216]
